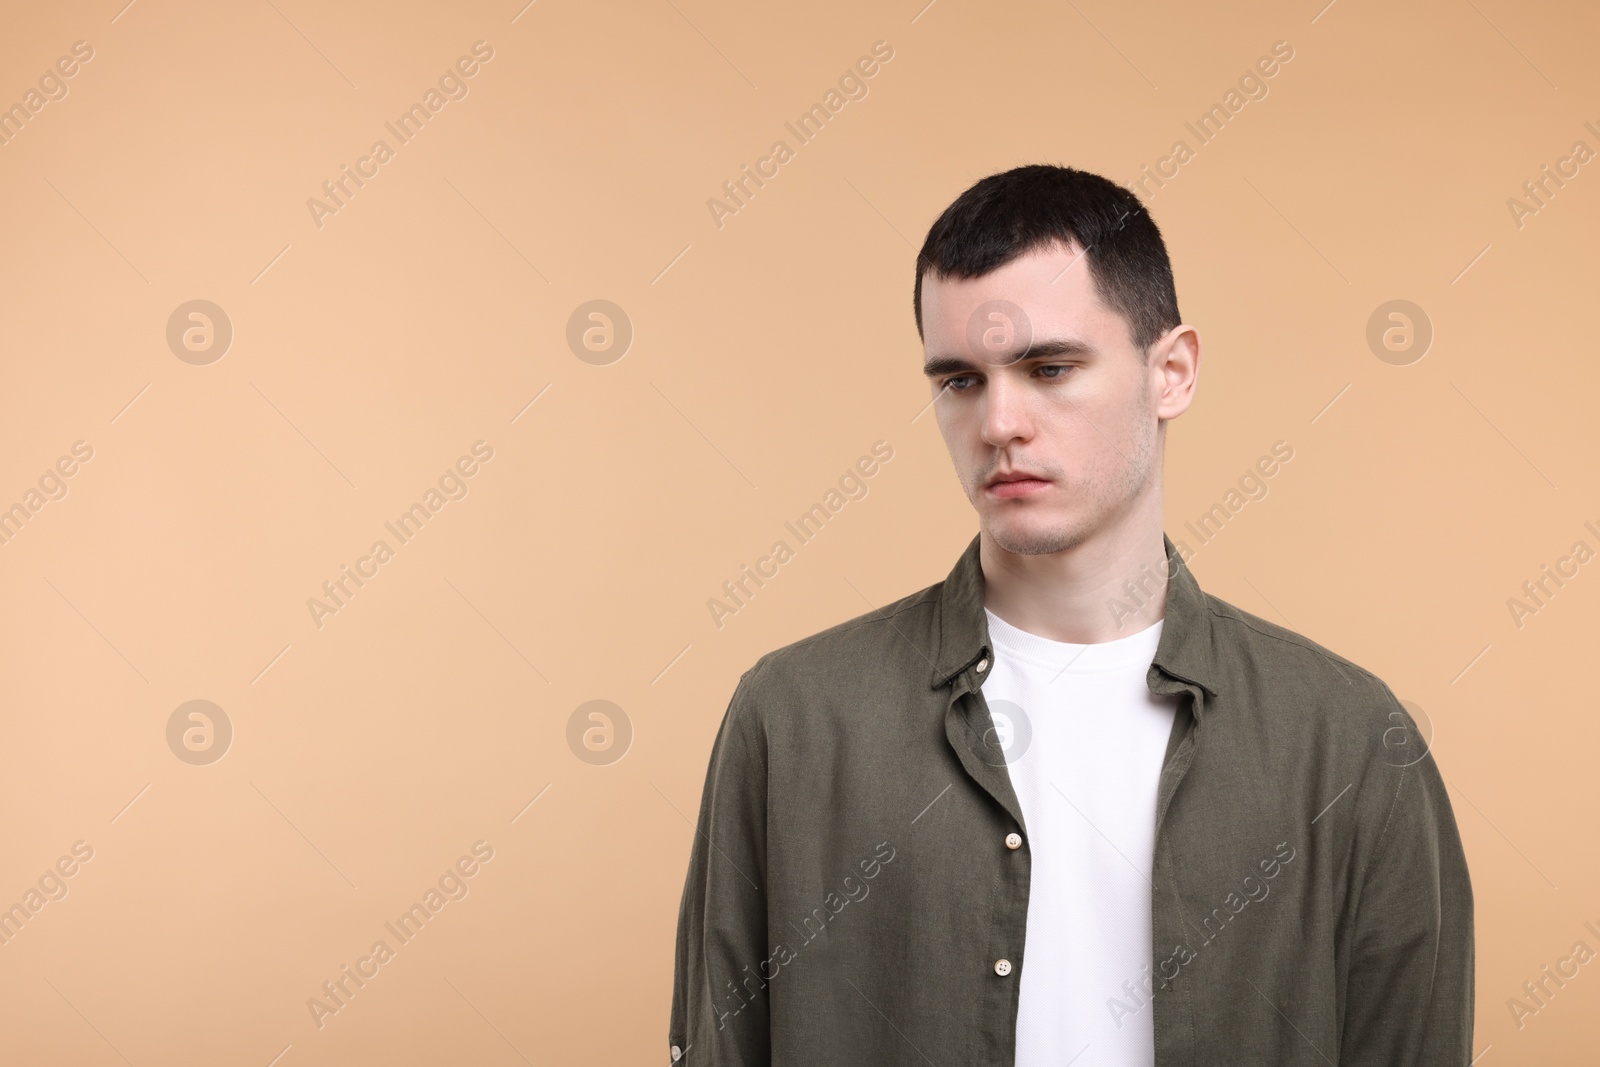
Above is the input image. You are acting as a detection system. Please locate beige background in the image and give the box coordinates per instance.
[0,0,1595,1063]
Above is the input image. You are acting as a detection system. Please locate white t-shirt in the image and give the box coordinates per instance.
[981,607,1180,1067]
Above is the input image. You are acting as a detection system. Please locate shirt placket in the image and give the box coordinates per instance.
[1147,677,1204,1067]
[943,657,1032,1067]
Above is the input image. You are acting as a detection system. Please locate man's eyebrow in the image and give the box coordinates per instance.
[922,337,1098,378]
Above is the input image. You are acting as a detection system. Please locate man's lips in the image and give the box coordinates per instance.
[983,474,1051,499]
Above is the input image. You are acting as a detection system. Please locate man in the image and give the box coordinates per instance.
[669,164,1473,1065]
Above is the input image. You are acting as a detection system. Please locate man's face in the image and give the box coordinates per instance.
[920,240,1188,556]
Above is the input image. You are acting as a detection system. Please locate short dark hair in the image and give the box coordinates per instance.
[913,164,1181,354]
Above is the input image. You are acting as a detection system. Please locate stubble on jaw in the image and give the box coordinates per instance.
[967,379,1162,558]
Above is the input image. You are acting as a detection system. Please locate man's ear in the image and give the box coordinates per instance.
[1152,324,1201,421]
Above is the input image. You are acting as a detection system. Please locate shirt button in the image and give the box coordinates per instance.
[976,657,989,672]
[994,958,1012,976]
[1005,832,1022,850]
[670,1046,682,1061]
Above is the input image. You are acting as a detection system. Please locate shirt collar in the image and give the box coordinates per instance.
[930,532,1219,706]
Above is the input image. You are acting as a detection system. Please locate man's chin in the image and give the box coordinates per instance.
[980,510,1083,556]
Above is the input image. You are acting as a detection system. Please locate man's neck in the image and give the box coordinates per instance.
[979,517,1171,645]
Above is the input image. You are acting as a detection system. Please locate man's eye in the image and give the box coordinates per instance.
[1038,365,1073,380]
[943,376,976,391]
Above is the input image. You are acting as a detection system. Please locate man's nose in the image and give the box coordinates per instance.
[981,371,1031,445]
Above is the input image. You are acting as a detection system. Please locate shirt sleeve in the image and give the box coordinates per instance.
[1338,694,1475,1066]
[669,661,773,1066]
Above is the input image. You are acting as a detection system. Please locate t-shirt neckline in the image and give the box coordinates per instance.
[984,607,1164,673]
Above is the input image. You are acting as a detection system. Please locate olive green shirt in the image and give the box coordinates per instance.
[670,533,1474,1065]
